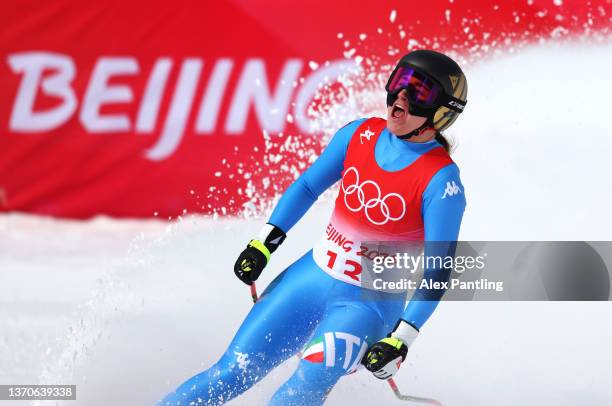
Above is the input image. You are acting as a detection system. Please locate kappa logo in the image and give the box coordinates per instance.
[341,167,406,225]
[441,181,462,199]
[302,332,368,373]
[360,127,375,144]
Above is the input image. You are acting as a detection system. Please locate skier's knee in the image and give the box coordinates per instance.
[270,384,329,406]
[212,350,266,390]
[270,367,339,406]
[159,350,265,406]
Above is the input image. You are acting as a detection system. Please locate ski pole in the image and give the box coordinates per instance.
[248,282,442,405]
[387,377,442,405]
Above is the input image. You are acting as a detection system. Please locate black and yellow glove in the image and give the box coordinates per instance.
[362,320,419,379]
[234,223,286,285]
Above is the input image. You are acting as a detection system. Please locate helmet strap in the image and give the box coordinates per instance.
[396,116,434,140]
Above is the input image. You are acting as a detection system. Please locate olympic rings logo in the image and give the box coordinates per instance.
[341,167,406,225]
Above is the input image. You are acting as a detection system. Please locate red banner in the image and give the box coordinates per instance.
[0,0,609,218]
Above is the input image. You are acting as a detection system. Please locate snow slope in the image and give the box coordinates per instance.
[1,42,612,406]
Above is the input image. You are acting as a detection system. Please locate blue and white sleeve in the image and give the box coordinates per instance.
[400,163,466,330]
[267,119,366,233]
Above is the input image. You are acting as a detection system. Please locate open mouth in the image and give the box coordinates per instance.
[391,104,406,120]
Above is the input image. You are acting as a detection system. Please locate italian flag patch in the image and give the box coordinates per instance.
[302,337,324,363]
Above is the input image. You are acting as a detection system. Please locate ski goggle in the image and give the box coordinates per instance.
[385,64,466,113]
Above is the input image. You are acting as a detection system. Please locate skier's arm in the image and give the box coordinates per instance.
[234,119,365,285]
[364,165,465,378]
[393,164,466,336]
[267,119,366,232]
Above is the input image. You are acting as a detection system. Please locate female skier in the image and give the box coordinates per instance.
[159,49,468,405]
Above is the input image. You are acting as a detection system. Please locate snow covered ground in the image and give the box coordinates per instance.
[1,42,612,406]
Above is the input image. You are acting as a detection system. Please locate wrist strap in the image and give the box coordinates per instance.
[248,239,271,262]
[391,320,419,347]
[257,223,286,253]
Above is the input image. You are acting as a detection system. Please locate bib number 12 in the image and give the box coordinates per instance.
[326,250,362,281]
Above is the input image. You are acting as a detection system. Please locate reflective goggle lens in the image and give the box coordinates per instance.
[387,66,441,107]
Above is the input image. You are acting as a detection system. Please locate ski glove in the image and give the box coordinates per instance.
[362,320,419,379]
[234,223,286,285]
